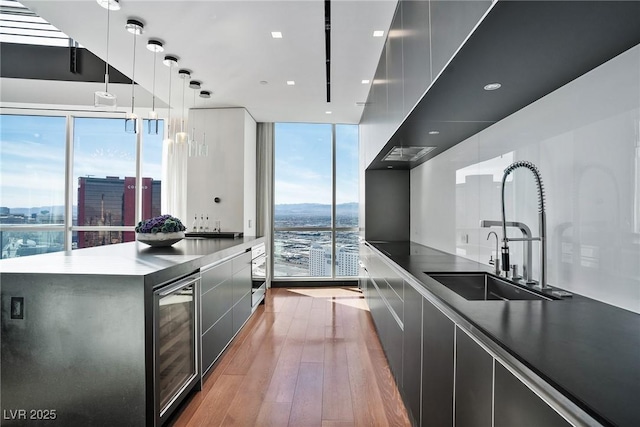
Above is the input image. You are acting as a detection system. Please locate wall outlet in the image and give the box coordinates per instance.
[248,219,252,228]
[10,297,24,319]
[460,234,469,244]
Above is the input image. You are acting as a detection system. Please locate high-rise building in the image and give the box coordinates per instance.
[77,177,161,248]
[309,243,359,277]
[309,243,331,276]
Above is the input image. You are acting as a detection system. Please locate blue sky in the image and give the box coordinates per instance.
[1,115,356,208]
[275,123,359,205]
[0,115,163,208]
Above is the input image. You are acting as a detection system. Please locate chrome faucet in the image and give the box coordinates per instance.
[480,220,534,284]
[500,161,550,291]
[486,231,500,275]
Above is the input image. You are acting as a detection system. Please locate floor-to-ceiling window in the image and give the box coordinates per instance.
[273,123,359,279]
[0,112,164,257]
[0,114,66,257]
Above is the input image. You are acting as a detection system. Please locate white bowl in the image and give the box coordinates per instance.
[136,231,185,247]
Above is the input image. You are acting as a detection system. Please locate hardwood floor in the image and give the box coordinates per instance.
[171,287,411,427]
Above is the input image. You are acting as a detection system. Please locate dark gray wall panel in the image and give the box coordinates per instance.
[365,169,410,241]
[494,363,571,427]
[422,298,454,427]
[402,284,422,426]
[429,0,491,80]
[400,0,431,113]
[455,327,492,427]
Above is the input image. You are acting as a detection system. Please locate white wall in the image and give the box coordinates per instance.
[411,45,640,313]
[186,108,256,234]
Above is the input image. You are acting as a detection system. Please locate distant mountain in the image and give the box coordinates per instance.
[275,203,358,216]
[5,205,78,217]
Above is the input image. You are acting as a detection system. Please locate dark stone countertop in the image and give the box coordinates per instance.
[368,240,640,427]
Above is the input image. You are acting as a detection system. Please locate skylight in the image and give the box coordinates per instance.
[0,0,77,47]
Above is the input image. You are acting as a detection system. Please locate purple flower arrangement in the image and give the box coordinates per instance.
[135,215,186,234]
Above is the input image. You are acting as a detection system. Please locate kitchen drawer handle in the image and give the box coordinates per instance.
[158,275,199,296]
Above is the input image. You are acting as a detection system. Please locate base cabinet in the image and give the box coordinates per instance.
[361,244,581,427]
[422,299,454,427]
[494,363,571,427]
[201,311,233,372]
[455,327,493,427]
[402,284,422,426]
[200,250,253,376]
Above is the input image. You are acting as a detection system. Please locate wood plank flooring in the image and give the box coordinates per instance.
[171,287,411,427]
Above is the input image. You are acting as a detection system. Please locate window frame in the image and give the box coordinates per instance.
[272,123,359,280]
[0,108,163,253]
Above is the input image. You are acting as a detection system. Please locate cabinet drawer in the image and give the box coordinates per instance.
[232,291,252,336]
[232,251,251,274]
[202,278,233,333]
[384,282,403,324]
[201,310,233,375]
[201,261,233,294]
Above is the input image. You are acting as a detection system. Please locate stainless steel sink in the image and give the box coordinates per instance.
[426,273,555,301]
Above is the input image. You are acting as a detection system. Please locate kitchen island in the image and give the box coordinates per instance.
[363,240,640,427]
[0,236,264,427]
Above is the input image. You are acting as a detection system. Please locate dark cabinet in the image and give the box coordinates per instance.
[402,283,422,426]
[422,298,455,427]
[200,250,253,376]
[455,327,493,427]
[231,251,252,334]
[201,310,233,373]
[494,363,570,427]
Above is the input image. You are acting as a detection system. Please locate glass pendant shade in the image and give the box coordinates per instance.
[148,111,159,135]
[147,39,163,135]
[124,113,138,133]
[175,131,188,145]
[176,69,190,144]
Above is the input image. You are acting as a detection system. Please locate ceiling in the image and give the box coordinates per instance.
[2,0,398,124]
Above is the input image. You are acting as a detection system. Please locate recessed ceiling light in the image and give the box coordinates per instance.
[199,90,211,98]
[286,80,295,86]
[428,130,440,135]
[271,31,283,39]
[361,79,370,84]
[387,166,393,169]
[325,111,332,115]
[484,82,502,91]
[373,30,384,37]
[259,80,268,85]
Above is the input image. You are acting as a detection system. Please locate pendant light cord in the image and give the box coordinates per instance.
[151,51,156,113]
[104,4,110,93]
[131,31,137,115]
[167,64,172,133]
[181,76,186,133]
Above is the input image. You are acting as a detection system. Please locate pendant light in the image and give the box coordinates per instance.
[198,90,211,157]
[162,55,178,153]
[94,0,119,109]
[188,80,200,157]
[146,39,164,135]
[124,19,144,133]
[175,69,190,145]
